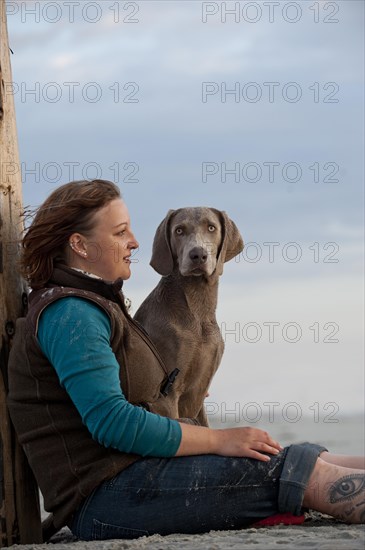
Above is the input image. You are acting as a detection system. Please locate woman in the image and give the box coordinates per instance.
[7,179,365,540]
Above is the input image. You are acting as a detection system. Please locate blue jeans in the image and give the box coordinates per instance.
[70,442,327,540]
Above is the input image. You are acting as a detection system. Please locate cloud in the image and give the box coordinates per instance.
[49,53,77,69]
[324,222,364,240]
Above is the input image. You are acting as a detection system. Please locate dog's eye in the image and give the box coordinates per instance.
[208,225,216,232]
[175,228,183,235]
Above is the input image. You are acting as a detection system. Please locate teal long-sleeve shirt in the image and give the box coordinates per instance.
[37,297,182,457]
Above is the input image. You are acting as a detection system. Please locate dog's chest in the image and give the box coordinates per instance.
[186,320,225,371]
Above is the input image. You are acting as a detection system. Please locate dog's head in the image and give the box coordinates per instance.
[150,207,243,277]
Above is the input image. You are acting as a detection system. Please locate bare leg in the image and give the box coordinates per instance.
[303,457,365,523]
[320,451,365,471]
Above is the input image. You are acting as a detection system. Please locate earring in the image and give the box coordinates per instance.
[70,242,87,258]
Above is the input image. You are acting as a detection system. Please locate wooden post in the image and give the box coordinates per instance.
[0,1,42,545]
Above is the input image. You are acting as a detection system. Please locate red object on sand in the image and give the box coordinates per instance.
[252,512,306,527]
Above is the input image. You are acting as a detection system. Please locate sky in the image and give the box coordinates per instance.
[4,1,364,423]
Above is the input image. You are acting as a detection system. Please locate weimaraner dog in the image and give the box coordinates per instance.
[134,207,244,426]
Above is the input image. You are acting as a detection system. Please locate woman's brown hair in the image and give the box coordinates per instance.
[21,179,121,290]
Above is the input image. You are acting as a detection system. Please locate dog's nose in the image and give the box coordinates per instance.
[189,247,208,264]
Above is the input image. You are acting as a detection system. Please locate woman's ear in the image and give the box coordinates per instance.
[150,210,176,276]
[213,210,244,276]
[68,233,88,258]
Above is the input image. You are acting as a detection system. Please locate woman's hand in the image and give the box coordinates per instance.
[175,424,283,461]
[212,427,283,462]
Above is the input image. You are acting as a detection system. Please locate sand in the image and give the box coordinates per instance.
[9,517,365,550]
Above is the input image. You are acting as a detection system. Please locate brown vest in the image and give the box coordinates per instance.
[7,266,178,529]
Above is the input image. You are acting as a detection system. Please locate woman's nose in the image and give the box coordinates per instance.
[129,233,139,249]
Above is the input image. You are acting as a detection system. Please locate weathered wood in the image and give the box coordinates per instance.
[0,1,42,545]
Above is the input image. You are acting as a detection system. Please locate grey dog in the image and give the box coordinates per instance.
[134,207,244,426]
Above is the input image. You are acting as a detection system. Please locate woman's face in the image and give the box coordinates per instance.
[69,198,139,281]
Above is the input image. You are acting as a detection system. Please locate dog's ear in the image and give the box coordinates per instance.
[213,210,244,276]
[150,209,176,276]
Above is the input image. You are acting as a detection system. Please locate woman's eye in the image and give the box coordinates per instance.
[329,474,365,503]
[175,228,183,235]
[208,225,216,232]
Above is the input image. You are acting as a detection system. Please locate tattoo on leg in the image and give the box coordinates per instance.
[329,474,365,504]
[359,508,365,524]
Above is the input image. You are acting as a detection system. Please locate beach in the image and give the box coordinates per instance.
[13,520,364,550]
[9,413,364,550]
